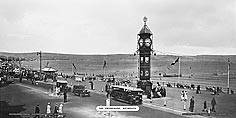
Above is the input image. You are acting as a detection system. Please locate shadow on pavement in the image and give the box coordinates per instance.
[0,101,26,118]
[0,83,11,88]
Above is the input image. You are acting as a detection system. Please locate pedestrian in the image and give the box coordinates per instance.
[34,104,40,118]
[55,87,59,95]
[184,91,188,102]
[58,104,63,113]
[189,96,194,112]
[53,104,59,118]
[181,91,184,101]
[19,72,22,83]
[90,81,94,90]
[183,91,188,110]
[212,87,216,95]
[197,85,201,94]
[105,84,108,92]
[64,91,67,103]
[163,88,166,97]
[106,90,110,98]
[51,86,54,93]
[46,102,51,114]
[54,104,58,114]
[231,90,234,94]
[211,97,216,112]
[217,87,219,94]
[31,78,34,84]
[202,101,207,112]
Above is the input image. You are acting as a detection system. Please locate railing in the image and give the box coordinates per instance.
[9,113,66,118]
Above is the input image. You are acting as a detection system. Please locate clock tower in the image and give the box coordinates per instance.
[137,17,153,94]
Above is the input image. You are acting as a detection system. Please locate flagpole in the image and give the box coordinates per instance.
[72,63,73,75]
[103,59,107,77]
[227,58,230,94]
[103,67,105,77]
[103,61,105,77]
[178,57,181,79]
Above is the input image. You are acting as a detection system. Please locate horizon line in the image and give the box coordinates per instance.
[1,51,236,56]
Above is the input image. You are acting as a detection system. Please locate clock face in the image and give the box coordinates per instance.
[145,38,151,47]
[138,39,144,46]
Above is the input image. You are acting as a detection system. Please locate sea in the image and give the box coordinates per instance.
[20,55,236,91]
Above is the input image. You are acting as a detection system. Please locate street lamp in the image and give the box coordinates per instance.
[36,51,42,81]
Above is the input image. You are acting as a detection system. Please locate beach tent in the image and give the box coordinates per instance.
[42,67,57,81]
[56,76,68,93]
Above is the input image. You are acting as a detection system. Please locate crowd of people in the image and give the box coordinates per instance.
[154,80,222,113]
[152,85,166,98]
[165,81,235,95]
[206,86,224,95]
[186,96,217,113]
[34,102,65,118]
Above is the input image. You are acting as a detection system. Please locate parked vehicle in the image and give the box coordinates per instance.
[56,79,68,94]
[110,85,143,105]
[72,85,90,97]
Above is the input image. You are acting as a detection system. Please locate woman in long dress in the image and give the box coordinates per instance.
[58,104,63,113]
[46,102,51,114]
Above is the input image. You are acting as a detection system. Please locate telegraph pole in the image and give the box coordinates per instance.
[40,51,42,81]
[19,57,22,83]
[227,58,230,94]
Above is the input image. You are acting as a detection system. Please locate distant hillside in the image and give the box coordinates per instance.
[1,52,236,62]
[0,52,71,61]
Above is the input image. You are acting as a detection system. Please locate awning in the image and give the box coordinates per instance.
[57,80,68,83]
[42,67,57,72]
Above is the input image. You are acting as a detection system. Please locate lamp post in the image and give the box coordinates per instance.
[37,51,42,81]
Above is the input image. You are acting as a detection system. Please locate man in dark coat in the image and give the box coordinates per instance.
[53,104,59,117]
[211,97,216,112]
[196,85,201,94]
[202,101,207,112]
[34,104,40,118]
[19,72,23,83]
[54,104,58,113]
[105,84,110,98]
[105,84,108,92]
[89,81,94,90]
[189,96,194,112]
[163,88,166,97]
[64,91,67,103]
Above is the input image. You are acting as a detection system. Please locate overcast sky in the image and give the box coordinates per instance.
[0,0,235,55]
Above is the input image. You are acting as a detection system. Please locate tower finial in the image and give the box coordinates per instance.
[143,16,147,25]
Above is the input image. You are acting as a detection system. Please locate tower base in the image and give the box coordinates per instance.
[137,80,152,98]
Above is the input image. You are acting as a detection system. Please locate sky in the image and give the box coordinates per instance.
[0,0,235,55]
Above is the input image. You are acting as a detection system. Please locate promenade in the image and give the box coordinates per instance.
[64,78,236,118]
[25,76,235,118]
